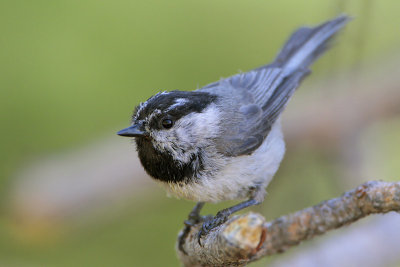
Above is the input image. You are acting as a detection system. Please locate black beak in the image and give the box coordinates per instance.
[117,124,145,137]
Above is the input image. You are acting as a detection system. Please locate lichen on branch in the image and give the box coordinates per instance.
[177,181,400,267]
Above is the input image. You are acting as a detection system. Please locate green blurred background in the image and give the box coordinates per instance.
[1,0,400,266]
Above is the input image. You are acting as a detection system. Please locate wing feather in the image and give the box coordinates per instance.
[200,15,349,156]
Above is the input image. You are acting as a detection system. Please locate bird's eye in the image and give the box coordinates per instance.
[162,118,173,129]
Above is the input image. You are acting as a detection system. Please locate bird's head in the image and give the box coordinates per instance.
[118,91,219,164]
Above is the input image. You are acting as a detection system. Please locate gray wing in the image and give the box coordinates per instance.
[201,15,349,156]
[211,67,308,156]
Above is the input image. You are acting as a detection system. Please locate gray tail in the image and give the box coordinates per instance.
[268,15,350,75]
[257,15,350,124]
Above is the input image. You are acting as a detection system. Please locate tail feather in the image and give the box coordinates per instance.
[260,15,350,123]
[267,15,350,75]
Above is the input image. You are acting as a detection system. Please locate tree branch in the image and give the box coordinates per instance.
[176,181,400,267]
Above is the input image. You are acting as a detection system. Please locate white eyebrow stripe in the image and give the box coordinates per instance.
[133,102,146,121]
[148,109,162,122]
[166,98,188,111]
[133,91,170,121]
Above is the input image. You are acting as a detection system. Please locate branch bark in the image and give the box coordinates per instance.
[176,181,400,267]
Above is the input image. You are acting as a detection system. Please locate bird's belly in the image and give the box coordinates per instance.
[158,121,285,203]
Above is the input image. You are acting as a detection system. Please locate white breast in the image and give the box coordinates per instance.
[159,120,286,203]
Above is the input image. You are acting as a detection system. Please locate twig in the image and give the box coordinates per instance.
[270,213,400,267]
[176,181,400,267]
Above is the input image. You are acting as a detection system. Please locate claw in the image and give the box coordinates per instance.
[197,228,204,246]
[196,214,213,246]
[195,198,260,247]
[197,211,231,246]
[179,202,207,253]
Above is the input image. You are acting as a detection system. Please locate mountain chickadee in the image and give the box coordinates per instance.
[118,15,349,244]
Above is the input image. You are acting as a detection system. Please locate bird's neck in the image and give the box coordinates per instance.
[136,138,202,184]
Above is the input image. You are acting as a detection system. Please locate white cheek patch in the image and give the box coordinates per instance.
[175,126,192,147]
[179,104,221,138]
[149,104,221,164]
[150,130,171,150]
[151,130,194,165]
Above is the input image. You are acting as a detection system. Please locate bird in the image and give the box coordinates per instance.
[117,15,350,245]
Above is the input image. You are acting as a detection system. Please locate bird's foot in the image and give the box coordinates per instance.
[178,202,206,254]
[179,214,212,253]
[197,209,231,246]
[184,209,205,227]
